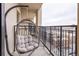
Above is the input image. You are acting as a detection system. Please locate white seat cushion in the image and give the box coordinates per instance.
[28,35,33,42]
[24,36,28,42]
[25,43,29,47]
[33,43,38,47]
[17,47,27,52]
[30,42,38,48]
[16,35,38,52]
[26,45,34,51]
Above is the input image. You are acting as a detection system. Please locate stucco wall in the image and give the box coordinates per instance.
[5,3,17,55]
[20,8,36,22]
[37,7,42,26]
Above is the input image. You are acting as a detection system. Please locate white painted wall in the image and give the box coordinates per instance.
[20,8,36,21]
[37,7,42,26]
[5,3,17,55]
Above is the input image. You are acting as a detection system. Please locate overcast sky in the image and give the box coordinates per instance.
[42,3,77,26]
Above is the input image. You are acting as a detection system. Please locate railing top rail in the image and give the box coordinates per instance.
[14,25,77,27]
[39,25,77,27]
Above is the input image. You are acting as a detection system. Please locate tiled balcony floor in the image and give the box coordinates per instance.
[5,41,52,56]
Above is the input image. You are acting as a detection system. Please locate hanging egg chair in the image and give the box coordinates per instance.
[15,20,39,54]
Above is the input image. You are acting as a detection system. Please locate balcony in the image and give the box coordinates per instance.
[12,25,77,56]
[4,3,77,56]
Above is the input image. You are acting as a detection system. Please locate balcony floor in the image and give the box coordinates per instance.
[5,40,52,56]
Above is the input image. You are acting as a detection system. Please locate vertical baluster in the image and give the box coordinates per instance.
[54,27,56,55]
[38,26,40,45]
[56,27,58,55]
[65,30,66,56]
[50,26,51,52]
[45,27,46,45]
[57,27,59,55]
[62,30,64,56]
[62,29,63,56]
[75,26,77,56]
[58,27,60,56]
[56,27,57,55]
[68,30,70,56]
[72,30,73,56]
[60,26,62,56]
[57,27,59,56]
[63,30,65,56]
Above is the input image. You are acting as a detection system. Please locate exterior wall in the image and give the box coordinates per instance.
[20,8,36,22]
[5,3,17,55]
[36,7,42,26]
[77,3,79,56]
[20,7,42,26]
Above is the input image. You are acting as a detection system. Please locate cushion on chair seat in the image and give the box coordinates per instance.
[28,35,33,42]
[26,45,34,51]
[33,43,38,47]
[17,46,27,53]
[24,36,28,42]
[29,41,38,48]
[16,35,38,53]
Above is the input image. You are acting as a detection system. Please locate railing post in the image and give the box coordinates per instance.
[50,26,52,52]
[60,26,62,56]
[75,26,77,56]
[44,27,46,45]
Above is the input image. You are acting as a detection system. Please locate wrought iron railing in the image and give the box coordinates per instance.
[14,25,77,56]
[39,25,77,56]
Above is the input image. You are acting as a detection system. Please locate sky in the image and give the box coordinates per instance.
[42,3,77,26]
